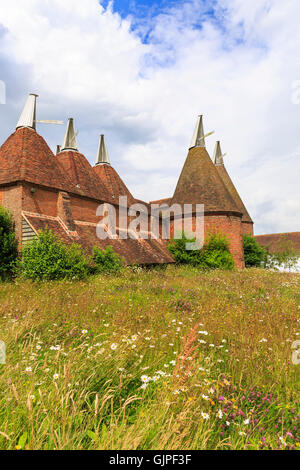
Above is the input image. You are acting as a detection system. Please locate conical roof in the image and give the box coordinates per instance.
[0,127,74,191]
[213,142,253,223]
[57,149,112,202]
[171,145,242,214]
[93,163,135,206]
[93,134,135,206]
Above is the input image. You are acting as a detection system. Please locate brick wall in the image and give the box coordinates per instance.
[242,222,254,236]
[169,212,245,269]
[22,184,58,217]
[1,184,23,243]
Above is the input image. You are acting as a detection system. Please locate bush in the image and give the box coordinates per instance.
[168,231,234,270]
[92,246,124,274]
[21,229,91,281]
[243,235,267,268]
[0,206,18,281]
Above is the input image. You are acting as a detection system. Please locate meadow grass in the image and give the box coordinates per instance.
[0,266,299,450]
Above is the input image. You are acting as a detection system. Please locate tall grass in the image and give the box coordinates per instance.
[0,266,299,450]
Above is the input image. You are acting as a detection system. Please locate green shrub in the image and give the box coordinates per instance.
[168,231,234,270]
[243,235,267,268]
[0,206,18,281]
[92,246,124,274]
[21,229,91,281]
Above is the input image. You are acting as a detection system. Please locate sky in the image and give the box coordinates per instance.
[0,0,300,235]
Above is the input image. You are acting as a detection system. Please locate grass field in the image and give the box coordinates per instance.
[0,266,299,450]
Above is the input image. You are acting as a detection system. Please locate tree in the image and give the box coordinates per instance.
[0,206,18,281]
[243,235,267,268]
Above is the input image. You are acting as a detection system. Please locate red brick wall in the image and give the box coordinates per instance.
[70,195,101,223]
[22,184,58,217]
[242,222,254,236]
[1,184,23,243]
[205,214,245,269]
[169,213,245,269]
[0,182,246,268]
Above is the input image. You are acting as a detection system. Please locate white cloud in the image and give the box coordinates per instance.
[0,0,299,235]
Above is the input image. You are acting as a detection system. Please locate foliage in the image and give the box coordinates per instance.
[21,228,91,281]
[243,234,267,268]
[168,231,234,270]
[0,206,18,281]
[0,267,299,450]
[92,245,124,274]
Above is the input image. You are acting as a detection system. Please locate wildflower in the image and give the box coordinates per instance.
[259,338,268,343]
[36,345,41,350]
[217,410,223,419]
[201,412,209,420]
[202,394,209,400]
[199,331,208,336]
[111,343,117,351]
[141,375,150,384]
[279,436,287,447]
[244,418,250,425]
[53,373,59,380]
[82,330,88,335]
[25,367,32,373]
[141,383,148,390]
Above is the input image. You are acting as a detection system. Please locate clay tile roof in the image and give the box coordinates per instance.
[93,163,135,206]
[171,146,242,214]
[57,150,113,203]
[255,233,300,253]
[150,198,172,206]
[74,224,175,264]
[215,164,253,224]
[24,214,175,264]
[0,127,74,191]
